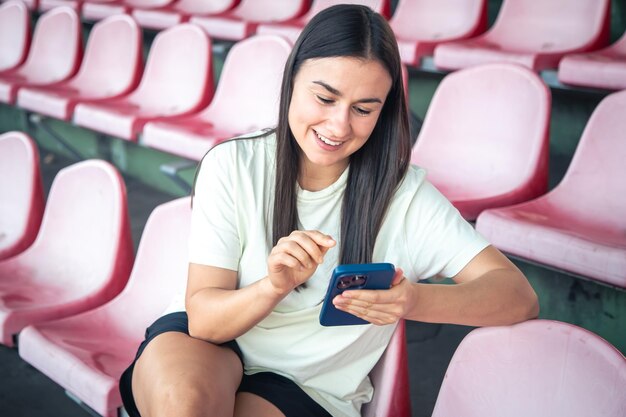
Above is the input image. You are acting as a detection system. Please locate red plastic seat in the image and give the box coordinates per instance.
[434,0,611,72]
[18,197,190,417]
[0,160,134,347]
[256,0,390,44]
[362,320,411,417]
[558,30,626,91]
[17,15,142,121]
[0,0,30,73]
[142,34,291,160]
[189,0,310,42]
[132,0,239,31]
[0,132,44,261]
[475,90,626,288]
[0,6,82,104]
[390,0,487,67]
[431,320,626,417]
[410,63,550,221]
[82,0,174,22]
[73,23,213,141]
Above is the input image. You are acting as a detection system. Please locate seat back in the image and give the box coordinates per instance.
[0,132,43,261]
[69,14,142,97]
[200,35,291,132]
[0,0,30,72]
[125,0,174,8]
[487,0,610,52]
[230,0,310,22]
[18,160,133,300]
[391,0,486,41]
[114,198,191,337]
[129,23,212,113]
[550,90,626,226]
[432,320,626,417]
[173,0,239,14]
[411,63,550,204]
[16,6,81,83]
[303,0,390,21]
[362,320,411,417]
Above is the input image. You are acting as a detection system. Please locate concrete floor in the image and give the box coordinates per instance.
[0,151,474,417]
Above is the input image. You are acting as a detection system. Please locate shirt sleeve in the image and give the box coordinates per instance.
[188,143,242,270]
[405,179,489,280]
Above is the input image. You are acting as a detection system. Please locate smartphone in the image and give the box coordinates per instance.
[319,263,395,326]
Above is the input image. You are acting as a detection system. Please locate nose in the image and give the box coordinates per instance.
[327,106,351,139]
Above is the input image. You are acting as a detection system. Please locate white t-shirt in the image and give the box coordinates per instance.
[174,132,489,417]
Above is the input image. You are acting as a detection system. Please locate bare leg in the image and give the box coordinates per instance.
[132,332,243,417]
[234,392,286,417]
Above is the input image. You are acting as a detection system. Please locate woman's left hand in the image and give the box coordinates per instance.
[332,268,414,325]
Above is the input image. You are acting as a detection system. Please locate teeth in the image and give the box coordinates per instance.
[316,132,341,146]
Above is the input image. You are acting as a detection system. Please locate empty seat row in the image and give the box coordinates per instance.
[0,132,410,416]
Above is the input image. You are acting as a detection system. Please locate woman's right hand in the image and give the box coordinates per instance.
[267,230,336,295]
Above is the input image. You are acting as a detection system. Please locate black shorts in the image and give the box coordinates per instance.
[119,312,332,417]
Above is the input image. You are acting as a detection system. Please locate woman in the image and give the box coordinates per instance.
[120,5,539,417]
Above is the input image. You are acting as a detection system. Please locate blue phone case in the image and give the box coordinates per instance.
[319,263,395,326]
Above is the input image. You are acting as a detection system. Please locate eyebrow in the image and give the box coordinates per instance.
[312,80,383,104]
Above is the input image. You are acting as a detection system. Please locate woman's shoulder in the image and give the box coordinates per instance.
[201,129,277,169]
[394,164,428,197]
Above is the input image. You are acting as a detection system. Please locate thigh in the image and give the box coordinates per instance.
[234,392,285,417]
[132,331,243,417]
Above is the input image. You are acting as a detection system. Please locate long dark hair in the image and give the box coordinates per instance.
[273,4,411,265]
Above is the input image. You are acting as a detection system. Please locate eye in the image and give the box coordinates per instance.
[316,95,334,105]
[353,106,372,116]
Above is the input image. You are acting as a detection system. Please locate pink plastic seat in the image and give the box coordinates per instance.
[0,6,82,104]
[18,197,190,417]
[434,0,611,72]
[132,0,239,31]
[82,0,174,22]
[476,90,626,288]
[362,320,411,417]
[189,0,310,42]
[558,30,626,91]
[390,0,487,67]
[0,132,44,261]
[17,15,142,121]
[431,320,626,417]
[0,0,30,73]
[142,34,290,160]
[0,160,134,347]
[73,23,213,141]
[411,63,550,221]
[256,0,390,44]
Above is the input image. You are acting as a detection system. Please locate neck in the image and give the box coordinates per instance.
[298,159,347,192]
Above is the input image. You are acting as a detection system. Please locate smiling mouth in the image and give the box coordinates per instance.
[315,131,342,147]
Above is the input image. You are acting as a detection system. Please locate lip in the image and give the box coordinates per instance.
[313,129,344,151]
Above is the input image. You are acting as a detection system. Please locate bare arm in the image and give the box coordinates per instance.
[334,245,539,327]
[186,231,336,343]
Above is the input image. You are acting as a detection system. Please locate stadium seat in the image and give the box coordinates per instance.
[0,6,82,104]
[431,320,626,417]
[17,197,189,417]
[362,320,411,417]
[73,23,213,141]
[132,0,239,30]
[17,15,142,121]
[558,30,626,91]
[411,63,550,221]
[0,160,134,347]
[0,132,44,261]
[256,0,390,44]
[390,0,487,67]
[142,34,290,160]
[475,90,626,288]
[0,0,30,73]
[434,0,611,72]
[82,0,175,22]
[189,0,310,42]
